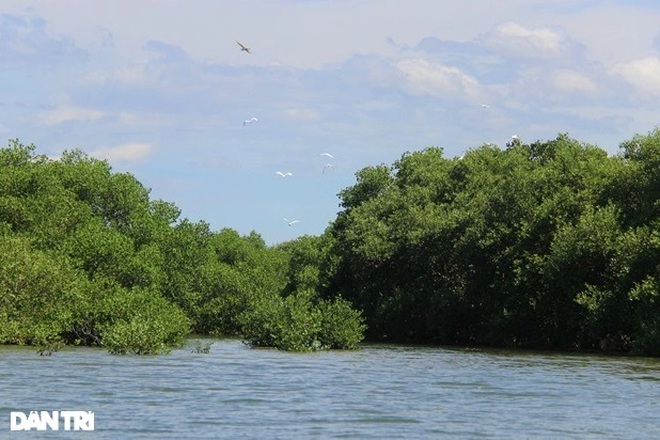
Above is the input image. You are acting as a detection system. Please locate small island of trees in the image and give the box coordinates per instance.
[0,127,658,356]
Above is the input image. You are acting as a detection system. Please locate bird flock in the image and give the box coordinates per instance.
[236,40,337,230]
[234,41,509,232]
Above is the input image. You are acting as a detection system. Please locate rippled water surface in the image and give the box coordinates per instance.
[1,339,659,439]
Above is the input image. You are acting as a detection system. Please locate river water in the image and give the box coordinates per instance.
[1,339,659,439]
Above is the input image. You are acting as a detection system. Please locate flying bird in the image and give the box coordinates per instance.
[323,163,335,173]
[236,40,251,53]
[243,117,258,126]
[276,171,293,177]
[320,153,334,159]
[481,104,490,109]
[283,218,300,226]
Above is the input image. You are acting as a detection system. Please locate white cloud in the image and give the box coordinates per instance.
[612,56,660,96]
[479,21,582,61]
[395,58,482,102]
[90,143,154,162]
[38,106,105,125]
[551,70,598,94]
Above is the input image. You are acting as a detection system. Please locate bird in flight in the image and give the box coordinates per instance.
[320,153,334,159]
[283,218,300,226]
[481,104,490,109]
[323,163,335,173]
[236,40,251,53]
[276,171,293,177]
[243,117,258,126]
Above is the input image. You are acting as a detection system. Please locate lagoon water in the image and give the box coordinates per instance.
[1,339,659,439]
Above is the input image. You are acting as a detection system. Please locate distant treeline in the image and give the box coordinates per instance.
[1,128,658,356]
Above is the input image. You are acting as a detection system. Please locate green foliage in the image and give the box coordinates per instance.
[277,234,332,294]
[270,290,324,352]
[235,233,367,351]
[240,290,365,352]
[317,297,366,349]
[0,235,85,347]
[8,128,659,356]
[328,129,660,355]
[95,288,190,355]
[628,277,660,355]
[194,228,289,335]
[0,140,365,354]
[0,142,190,354]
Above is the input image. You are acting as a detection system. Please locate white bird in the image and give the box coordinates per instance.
[236,40,251,53]
[511,134,520,140]
[320,153,334,159]
[481,104,490,109]
[276,171,293,177]
[243,117,258,126]
[283,218,300,226]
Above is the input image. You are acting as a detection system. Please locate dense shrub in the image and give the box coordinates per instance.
[240,290,365,352]
[95,288,190,355]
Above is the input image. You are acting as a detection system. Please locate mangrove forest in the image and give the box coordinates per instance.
[0,127,658,356]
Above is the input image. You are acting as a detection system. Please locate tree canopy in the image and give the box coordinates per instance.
[0,140,364,354]
[323,129,660,355]
[1,127,659,356]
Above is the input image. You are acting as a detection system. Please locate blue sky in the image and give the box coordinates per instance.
[1,1,659,245]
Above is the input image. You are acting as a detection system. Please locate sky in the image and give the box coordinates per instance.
[1,1,659,245]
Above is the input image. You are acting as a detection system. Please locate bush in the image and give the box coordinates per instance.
[318,297,366,349]
[238,292,284,349]
[275,291,323,352]
[240,290,365,352]
[94,288,190,355]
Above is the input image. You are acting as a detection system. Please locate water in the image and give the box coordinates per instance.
[1,339,659,439]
